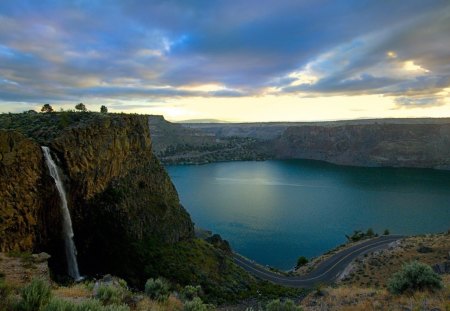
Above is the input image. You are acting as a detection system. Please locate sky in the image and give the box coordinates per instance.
[0,0,449,122]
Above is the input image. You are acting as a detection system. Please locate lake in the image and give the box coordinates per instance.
[167,160,450,270]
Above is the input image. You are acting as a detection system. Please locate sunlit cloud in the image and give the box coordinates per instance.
[403,61,430,73]
[0,0,449,121]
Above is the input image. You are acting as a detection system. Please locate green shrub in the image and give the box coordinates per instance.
[102,304,130,311]
[295,256,308,268]
[43,298,76,311]
[75,299,103,311]
[144,278,170,302]
[388,261,442,294]
[95,284,126,305]
[183,297,213,311]
[16,278,52,311]
[265,299,302,311]
[181,285,202,301]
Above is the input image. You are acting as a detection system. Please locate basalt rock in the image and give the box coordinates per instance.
[274,123,450,169]
[0,113,194,283]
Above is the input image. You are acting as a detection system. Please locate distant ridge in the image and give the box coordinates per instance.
[175,118,231,123]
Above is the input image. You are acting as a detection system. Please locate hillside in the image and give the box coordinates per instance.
[150,118,450,169]
[0,112,300,303]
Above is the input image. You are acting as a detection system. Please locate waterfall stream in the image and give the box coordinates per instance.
[41,146,82,281]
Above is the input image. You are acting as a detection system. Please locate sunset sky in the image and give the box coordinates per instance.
[0,0,449,122]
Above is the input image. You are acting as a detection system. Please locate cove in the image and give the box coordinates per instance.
[167,160,450,270]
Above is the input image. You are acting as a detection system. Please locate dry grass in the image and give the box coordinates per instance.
[302,276,450,310]
[135,294,183,311]
[340,233,450,288]
[0,252,50,288]
[52,283,92,299]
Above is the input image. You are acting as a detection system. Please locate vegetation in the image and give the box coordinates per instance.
[144,278,171,302]
[388,261,442,294]
[183,297,213,311]
[41,104,54,113]
[0,111,113,144]
[181,285,202,301]
[95,283,128,305]
[383,229,390,235]
[100,105,108,113]
[138,238,303,304]
[75,103,87,112]
[295,256,308,269]
[345,228,377,242]
[15,278,52,311]
[265,299,303,311]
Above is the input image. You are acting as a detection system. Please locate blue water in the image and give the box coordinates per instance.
[167,160,450,270]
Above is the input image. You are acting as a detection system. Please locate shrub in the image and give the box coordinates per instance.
[388,261,442,294]
[74,299,103,311]
[183,297,213,311]
[181,285,202,301]
[95,284,126,305]
[102,304,130,311]
[16,278,52,311]
[265,299,302,311]
[295,256,308,269]
[144,278,170,302]
[43,298,75,311]
[383,229,390,235]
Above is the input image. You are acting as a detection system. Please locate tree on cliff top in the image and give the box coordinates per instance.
[40,104,54,113]
[75,103,87,112]
[100,105,108,113]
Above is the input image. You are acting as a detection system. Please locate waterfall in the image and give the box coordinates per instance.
[41,146,82,281]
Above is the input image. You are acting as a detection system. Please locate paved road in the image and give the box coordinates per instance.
[233,235,404,288]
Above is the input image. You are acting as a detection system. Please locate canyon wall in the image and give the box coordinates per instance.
[0,113,194,283]
[274,123,450,169]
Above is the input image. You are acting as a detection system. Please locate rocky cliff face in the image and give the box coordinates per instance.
[274,123,450,169]
[0,131,45,252]
[0,113,194,283]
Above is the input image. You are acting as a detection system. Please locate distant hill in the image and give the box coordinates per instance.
[150,117,450,169]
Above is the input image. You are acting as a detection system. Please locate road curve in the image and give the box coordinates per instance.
[233,235,404,288]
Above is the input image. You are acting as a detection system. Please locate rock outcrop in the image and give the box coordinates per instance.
[274,123,450,169]
[0,131,46,252]
[0,113,194,283]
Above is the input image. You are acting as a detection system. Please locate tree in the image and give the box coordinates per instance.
[75,103,87,112]
[388,261,442,294]
[296,256,309,268]
[40,104,54,113]
[366,228,375,237]
[100,105,108,113]
[383,229,390,235]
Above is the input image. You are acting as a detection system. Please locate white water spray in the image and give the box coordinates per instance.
[41,146,82,281]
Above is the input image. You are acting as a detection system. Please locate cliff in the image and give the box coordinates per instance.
[274,123,450,169]
[0,130,45,252]
[0,113,194,283]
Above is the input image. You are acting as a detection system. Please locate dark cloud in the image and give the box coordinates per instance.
[0,0,449,108]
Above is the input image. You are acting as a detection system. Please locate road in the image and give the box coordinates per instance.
[233,235,404,288]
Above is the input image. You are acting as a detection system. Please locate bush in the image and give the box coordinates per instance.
[95,284,126,305]
[43,298,75,311]
[181,285,202,301]
[388,261,442,294]
[295,256,308,269]
[383,229,390,235]
[183,297,213,311]
[265,299,302,311]
[144,278,170,302]
[16,278,52,311]
[102,304,130,311]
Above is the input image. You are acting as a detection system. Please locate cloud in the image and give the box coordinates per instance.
[0,0,449,109]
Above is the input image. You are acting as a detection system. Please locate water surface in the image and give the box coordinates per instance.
[167,160,450,270]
